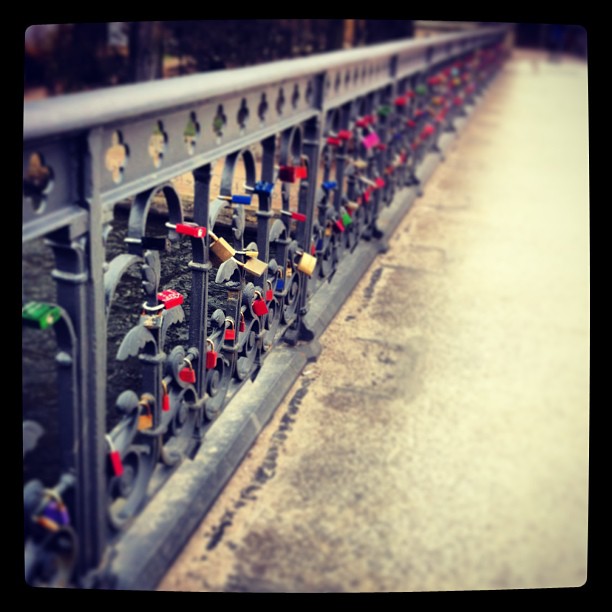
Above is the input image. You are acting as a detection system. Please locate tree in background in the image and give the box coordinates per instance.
[24,20,415,98]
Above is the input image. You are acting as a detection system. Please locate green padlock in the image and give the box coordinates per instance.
[341,212,352,226]
[22,302,61,330]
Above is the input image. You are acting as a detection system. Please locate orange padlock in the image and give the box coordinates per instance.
[137,394,154,430]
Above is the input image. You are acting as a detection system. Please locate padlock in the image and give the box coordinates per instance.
[138,395,153,431]
[337,130,352,141]
[239,312,246,332]
[377,105,392,117]
[341,212,352,226]
[394,95,408,107]
[421,124,435,139]
[134,236,170,251]
[157,289,184,310]
[265,280,274,302]
[206,339,218,369]
[364,187,372,203]
[239,255,268,277]
[280,209,307,222]
[361,132,380,149]
[322,180,337,191]
[352,159,368,170]
[311,243,316,255]
[22,302,61,330]
[334,218,345,233]
[316,238,324,251]
[327,136,341,146]
[174,222,207,238]
[278,165,307,182]
[161,380,170,411]
[252,291,269,316]
[356,115,374,128]
[251,181,274,196]
[224,318,236,341]
[324,224,333,237]
[220,194,252,205]
[375,177,386,189]
[38,490,70,530]
[276,268,285,291]
[179,358,196,384]
[209,230,236,266]
[105,434,123,477]
[296,251,317,277]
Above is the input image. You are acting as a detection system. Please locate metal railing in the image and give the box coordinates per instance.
[22,25,508,588]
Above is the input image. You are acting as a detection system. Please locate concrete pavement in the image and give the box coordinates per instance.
[157,50,590,593]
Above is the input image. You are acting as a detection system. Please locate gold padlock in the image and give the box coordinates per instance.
[236,255,268,277]
[137,394,154,431]
[208,230,236,266]
[296,252,317,277]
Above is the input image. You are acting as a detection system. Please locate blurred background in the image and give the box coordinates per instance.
[24,20,587,100]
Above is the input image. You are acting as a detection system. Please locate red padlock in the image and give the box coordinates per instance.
[206,339,218,369]
[157,289,183,310]
[327,136,341,146]
[239,312,246,332]
[224,318,235,341]
[161,380,170,411]
[334,218,345,233]
[179,358,196,384]
[106,435,123,477]
[176,223,206,238]
[375,177,385,189]
[252,291,269,316]
[265,281,274,302]
[337,130,352,141]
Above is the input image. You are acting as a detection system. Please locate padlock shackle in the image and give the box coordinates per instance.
[206,338,215,351]
[224,317,235,329]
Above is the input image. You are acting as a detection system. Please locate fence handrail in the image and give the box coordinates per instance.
[24,26,507,141]
[22,23,509,588]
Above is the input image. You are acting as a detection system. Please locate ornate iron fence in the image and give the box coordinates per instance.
[22,25,508,588]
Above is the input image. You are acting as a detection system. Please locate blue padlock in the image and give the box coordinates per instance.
[254,181,274,196]
[322,180,338,191]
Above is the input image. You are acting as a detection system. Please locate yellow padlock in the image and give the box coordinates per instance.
[208,230,236,267]
[296,252,317,277]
